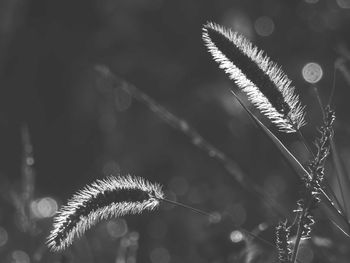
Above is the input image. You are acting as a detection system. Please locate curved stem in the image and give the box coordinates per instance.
[328,64,337,107]
[297,130,314,159]
[312,86,348,217]
[291,199,312,263]
[97,65,288,218]
[159,197,211,217]
[157,197,276,248]
[291,213,303,263]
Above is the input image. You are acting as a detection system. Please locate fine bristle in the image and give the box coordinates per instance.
[47,175,164,251]
[275,221,292,263]
[202,22,306,133]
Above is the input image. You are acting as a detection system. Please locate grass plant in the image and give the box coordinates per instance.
[41,22,350,262]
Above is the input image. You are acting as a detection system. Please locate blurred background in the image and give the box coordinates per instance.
[1,0,350,262]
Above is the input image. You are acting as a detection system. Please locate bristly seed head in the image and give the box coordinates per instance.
[202,22,306,133]
[275,221,292,263]
[47,175,164,251]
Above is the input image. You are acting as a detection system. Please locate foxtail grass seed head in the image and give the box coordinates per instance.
[202,22,306,133]
[294,199,316,240]
[275,221,292,263]
[301,213,315,239]
[47,175,164,251]
[304,106,335,201]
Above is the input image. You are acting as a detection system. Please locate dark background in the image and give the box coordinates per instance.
[1,0,350,262]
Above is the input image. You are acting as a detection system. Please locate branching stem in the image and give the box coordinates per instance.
[291,199,312,263]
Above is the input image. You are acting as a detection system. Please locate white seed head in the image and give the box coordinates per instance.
[203,22,306,133]
[47,175,164,251]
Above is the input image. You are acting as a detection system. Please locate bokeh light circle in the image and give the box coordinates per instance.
[0,226,8,247]
[150,247,170,263]
[30,197,58,218]
[106,219,128,238]
[258,222,268,231]
[229,230,244,243]
[254,16,275,37]
[208,212,222,224]
[11,250,30,263]
[302,62,323,83]
[337,0,350,8]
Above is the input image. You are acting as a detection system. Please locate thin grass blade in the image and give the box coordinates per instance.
[231,91,350,237]
[330,138,350,221]
[231,91,310,180]
[319,201,350,238]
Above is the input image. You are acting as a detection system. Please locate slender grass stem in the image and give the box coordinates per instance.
[312,85,348,219]
[287,114,314,159]
[95,65,289,218]
[328,64,337,106]
[159,197,212,217]
[297,128,344,215]
[290,211,300,229]
[322,182,347,216]
[291,212,303,263]
[291,199,312,263]
[297,130,314,159]
[158,197,276,249]
[329,140,350,220]
[312,86,326,117]
[320,188,345,217]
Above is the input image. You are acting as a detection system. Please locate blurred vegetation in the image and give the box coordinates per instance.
[1,0,350,262]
